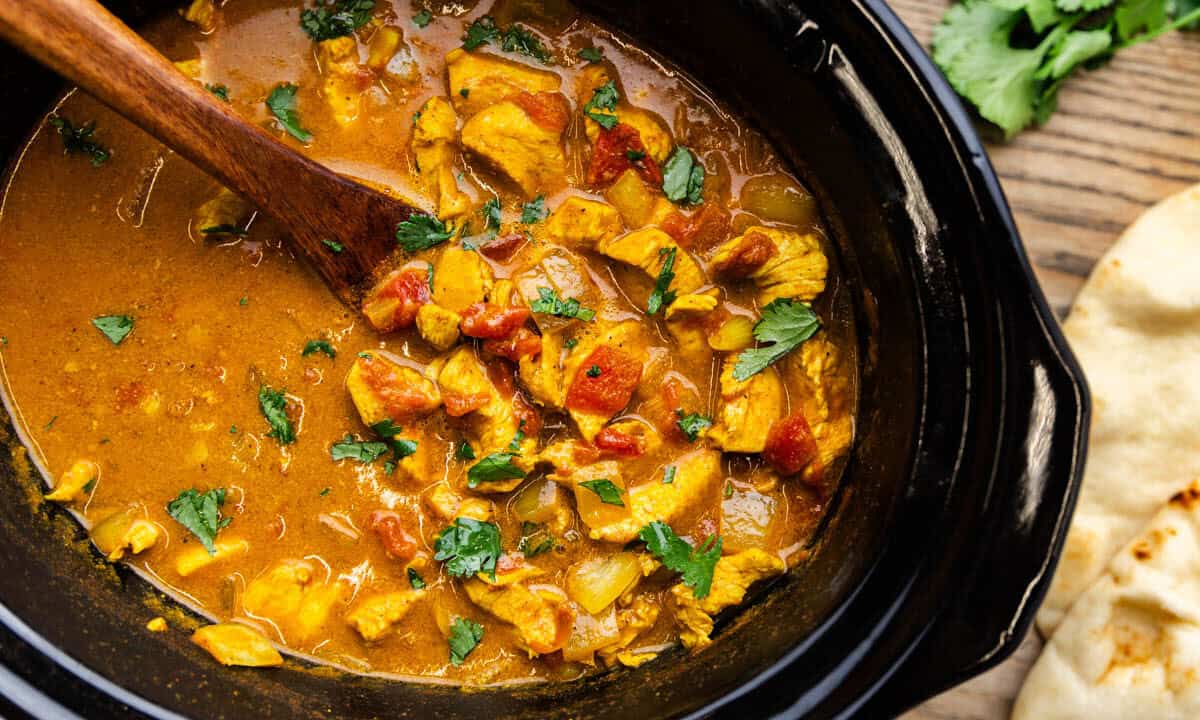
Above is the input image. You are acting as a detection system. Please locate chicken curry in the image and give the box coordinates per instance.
[0,0,855,684]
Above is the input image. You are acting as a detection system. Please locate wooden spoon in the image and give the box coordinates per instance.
[0,0,415,302]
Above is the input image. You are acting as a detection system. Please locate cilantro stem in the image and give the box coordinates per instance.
[1119,8,1200,49]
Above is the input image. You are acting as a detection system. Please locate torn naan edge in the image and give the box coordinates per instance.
[1037,183,1200,635]
[1014,484,1200,720]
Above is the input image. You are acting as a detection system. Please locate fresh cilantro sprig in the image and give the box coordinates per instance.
[662,147,704,205]
[518,521,555,557]
[481,198,502,232]
[646,247,677,315]
[302,339,336,359]
[933,0,1200,138]
[396,214,455,252]
[579,478,625,506]
[638,521,722,599]
[448,616,484,665]
[331,435,389,462]
[167,488,231,555]
[502,25,554,63]
[733,298,820,381]
[434,517,502,579]
[49,116,111,167]
[530,287,596,322]
[584,81,619,130]
[412,9,433,28]
[300,0,375,41]
[520,195,547,224]
[676,411,712,442]
[467,452,527,488]
[266,84,312,143]
[258,385,296,444]
[463,16,501,50]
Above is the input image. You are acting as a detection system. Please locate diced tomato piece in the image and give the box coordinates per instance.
[483,327,543,362]
[571,443,602,465]
[481,359,544,436]
[763,412,819,477]
[443,390,490,417]
[364,266,431,331]
[661,204,731,250]
[586,123,663,186]
[714,231,777,278]
[460,303,532,339]
[358,356,442,417]
[593,427,644,457]
[511,91,571,133]
[652,377,690,443]
[565,345,642,415]
[370,510,419,561]
[479,233,528,262]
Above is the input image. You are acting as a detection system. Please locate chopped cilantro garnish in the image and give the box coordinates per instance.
[239,297,249,306]
[330,434,389,463]
[638,520,722,599]
[625,149,646,162]
[530,287,596,322]
[412,9,433,28]
[520,195,547,224]
[48,116,110,167]
[258,385,295,444]
[300,0,375,41]
[396,214,455,252]
[676,411,712,442]
[371,418,403,438]
[408,566,427,589]
[724,480,734,498]
[319,487,331,497]
[733,298,821,380]
[302,339,336,359]
[583,81,619,130]
[460,88,470,98]
[199,224,247,236]
[662,147,704,205]
[462,15,500,50]
[456,441,476,461]
[266,83,312,143]
[43,416,57,431]
[322,239,344,253]
[166,488,231,555]
[467,452,527,488]
[646,247,677,315]
[662,465,676,484]
[502,24,554,63]
[82,477,97,494]
[580,478,625,506]
[205,83,230,102]
[564,337,578,350]
[434,517,502,579]
[578,46,604,63]
[92,315,133,345]
[481,197,502,232]
[586,365,602,378]
[448,616,484,665]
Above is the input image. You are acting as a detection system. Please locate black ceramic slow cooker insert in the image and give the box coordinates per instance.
[0,1,1089,718]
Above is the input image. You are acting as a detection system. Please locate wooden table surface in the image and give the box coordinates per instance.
[888,1,1200,718]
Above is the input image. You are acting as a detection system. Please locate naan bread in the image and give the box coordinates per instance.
[1013,485,1200,720]
[1037,184,1200,634]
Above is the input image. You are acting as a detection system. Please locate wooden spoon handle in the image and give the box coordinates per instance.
[0,0,403,296]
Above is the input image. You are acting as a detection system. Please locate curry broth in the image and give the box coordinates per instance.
[0,0,854,684]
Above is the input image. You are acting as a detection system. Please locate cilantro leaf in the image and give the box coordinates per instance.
[662,147,705,205]
[1038,29,1113,80]
[579,478,625,506]
[48,116,111,166]
[448,616,484,665]
[638,521,722,599]
[331,434,389,462]
[371,419,403,438]
[518,521,555,557]
[578,47,604,63]
[434,517,502,579]
[205,83,230,102]
[1054,0,1113,11]
[530,287,596,321]
[300,0,375,41]
[646,247,677,315]
[166,488,231,555]
[200,224,247,236]
[481,197,502,232]
[520,195,548,224]
[467,452,527,488]
[322,239,344,253]
[463,15,500,50]
[502,24,554,63]
[583,81,619,130]
[676,412,712,442]
[258,385,296,444]
[412,9,433,28]
[302,339,336,359]
[456,441,476,460]
[92,315,133,345]
[396,214,454,252]
[662,465,676,484]
[266,84,313,143]
[408,566,427,589]
[1115,0,1168,40]
[733,298,821,381]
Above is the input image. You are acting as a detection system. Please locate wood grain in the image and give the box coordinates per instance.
[0,0,411,301]
[891,1,1200,717]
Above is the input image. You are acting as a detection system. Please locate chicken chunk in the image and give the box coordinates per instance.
[446,48,561,118]
[784,335,854,482]
[242,559,314,619]
[416,303,461,351]
[598,228,706,297]
[45,459,99,503]
[461,99,568,197]
[175,538,250,577]
[89,507,159,562]
[433,247,494,313]
[713,226,828,305]
[708,358,786,454]
[362,263,432,333]
[596,596,661,667]
[665,291,720,363]
[317,37,374,126]
[425,484,495,522]
[561,321,650,441]
[411,97,471,222]
[346,353,442,426]
[293,581,351,641]
[543,197,624,251]
[672,549,786,650]
[518,331,565,409]
[577,449,722,543]
[604,169,676,229]
[174,59,203,80]
[514,247,604,334]
[366,24,418,81]
[578,66,672,163]
[464,579,573,654]
[193,187,253,236]
[346,590,424,642]
[192,623,282,667]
